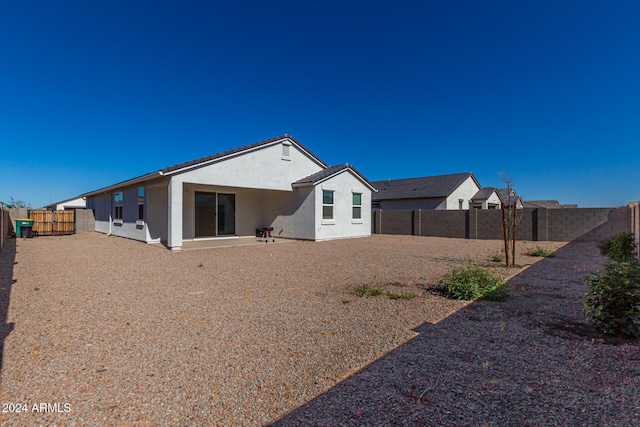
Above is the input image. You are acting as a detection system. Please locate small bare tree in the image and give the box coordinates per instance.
[499,169,522,267]
[1,197,31,209]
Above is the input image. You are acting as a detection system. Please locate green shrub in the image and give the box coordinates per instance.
[439,266,505,301]
[354,284,383,297]
[525,247,556,258]
[386,291,416,300]
[606,232,637,262]
[583,261,640,336]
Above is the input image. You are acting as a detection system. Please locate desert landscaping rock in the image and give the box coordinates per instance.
[0,233,637,426]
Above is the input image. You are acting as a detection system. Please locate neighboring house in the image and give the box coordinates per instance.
[497,188,524,209]
[41,196,87,210]
[371,172,481,210]
[470,187,501,209]
[82,135,376,250]
[523,200,578,209]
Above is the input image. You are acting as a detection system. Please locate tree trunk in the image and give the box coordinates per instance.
[512,207,517,266]
[501,203,509,267]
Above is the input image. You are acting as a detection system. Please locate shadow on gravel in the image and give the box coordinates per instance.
[269,210,638,426]
[0,238,16,386]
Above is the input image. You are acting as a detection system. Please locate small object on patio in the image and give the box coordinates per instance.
[259,227,275,243]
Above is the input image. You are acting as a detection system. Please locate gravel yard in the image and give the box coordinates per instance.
[0,233,636,426]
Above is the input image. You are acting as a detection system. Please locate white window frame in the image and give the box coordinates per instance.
[322,189,334,223]
[352,191,363,223]
[137,187,145,224]
[114,192,123,223]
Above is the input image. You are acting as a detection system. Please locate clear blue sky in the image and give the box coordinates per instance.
[1,1,639,208]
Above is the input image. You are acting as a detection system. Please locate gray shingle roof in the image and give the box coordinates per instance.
[294,164,377,191]
[81,134,328,197]
[522,200,559,209]
[471,187,498,201]
[371,173,479,201]
[523,200,578,209]
[497,188,522,207]
[161,134,326,174]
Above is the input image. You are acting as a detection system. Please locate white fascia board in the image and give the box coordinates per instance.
[292,167,377,191]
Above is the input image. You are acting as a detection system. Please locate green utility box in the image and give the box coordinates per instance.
[15,218,34,238]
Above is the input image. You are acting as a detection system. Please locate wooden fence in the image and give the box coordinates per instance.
[29,210,75,235]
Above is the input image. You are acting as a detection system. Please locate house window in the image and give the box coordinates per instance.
[352,192,362,219]
[138,187,144,220]
[322,190,334,220]
[458,199,464,210]
[114,192,123,220]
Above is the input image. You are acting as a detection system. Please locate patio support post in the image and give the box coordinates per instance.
[168,178,183,250]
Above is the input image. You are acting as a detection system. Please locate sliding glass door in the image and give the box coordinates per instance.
[217,193,235,236]
[195,192,235,237]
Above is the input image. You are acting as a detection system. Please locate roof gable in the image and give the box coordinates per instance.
[471,187,498,201]
[497,188,523,207]
[293,164,377,191]
[81,135,328,197]
[372,173,479,201]
[160,134,327,175]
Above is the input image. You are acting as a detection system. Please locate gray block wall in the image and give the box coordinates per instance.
[373,206,631,242]
[376,210,413,235]
[546,208,611,242]
[75,209,96,234]
[420,210,467,238]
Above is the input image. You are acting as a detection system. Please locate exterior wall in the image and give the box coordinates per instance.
[474,192,502,209]
[88,182,157,242]
[445,176,481,210]
[182,184,271,239]
[314,172,372,241]
[264,186,316,240]
[86,193,111,235]
[146,181,169,243]
[55,197,86,210]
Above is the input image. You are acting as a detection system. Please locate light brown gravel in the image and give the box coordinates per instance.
[0,233,634,426]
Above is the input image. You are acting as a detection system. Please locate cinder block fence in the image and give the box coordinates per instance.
[0,205,9,251]
[372,206,631,242]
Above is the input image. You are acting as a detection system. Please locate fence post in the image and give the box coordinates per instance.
[468,208,477,239]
